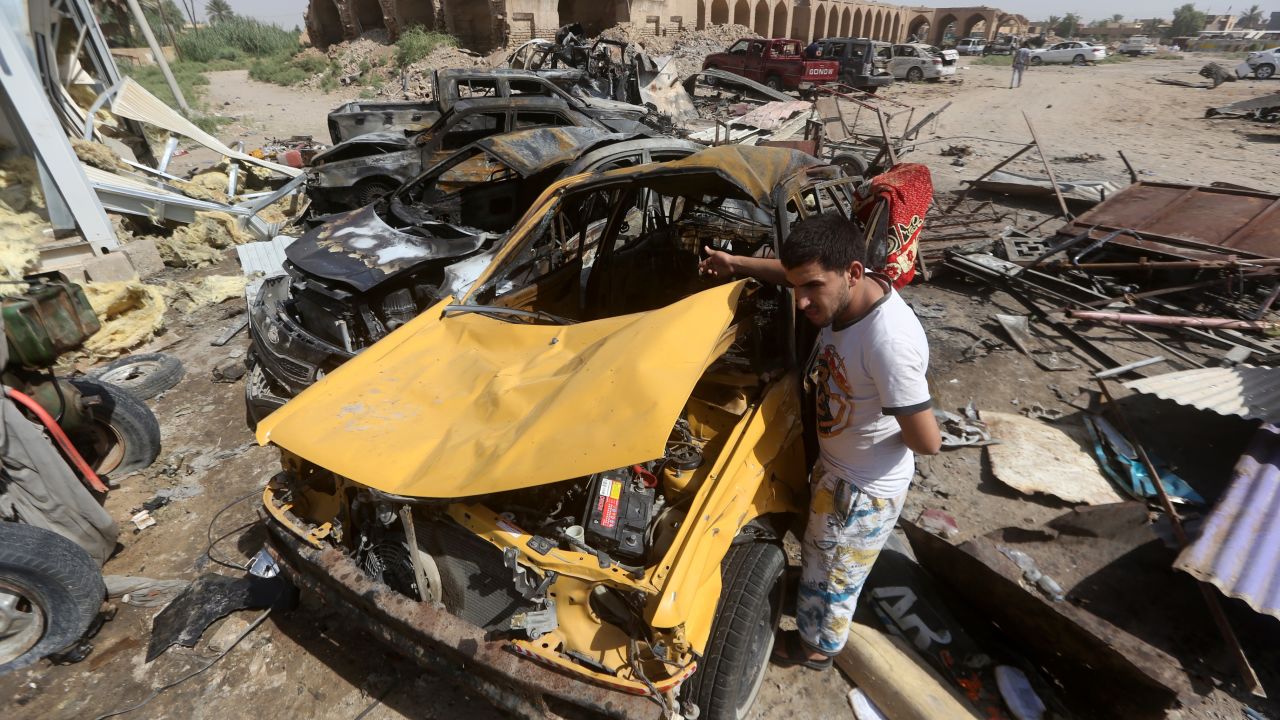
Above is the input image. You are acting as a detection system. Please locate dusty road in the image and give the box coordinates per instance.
[3,53,1278,720]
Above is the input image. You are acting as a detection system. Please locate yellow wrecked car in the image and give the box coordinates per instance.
[258,146,858,718]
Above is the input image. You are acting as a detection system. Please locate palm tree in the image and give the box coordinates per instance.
[1240,4,1264,29]
[205,0,235,24]
[1046,15,1061,35]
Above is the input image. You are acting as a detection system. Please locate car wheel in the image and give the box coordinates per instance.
[1258,64,1276,79]
[1030,56,1043,66]
[680,542,786,720]
[765,75,784,91]
[1073,54,1087,66]
[906,67,924,82]
[833,153,869,178]
[88,353,184,401]
[65,378,161,479]
[0,523,104,675]
[353,178,397,207]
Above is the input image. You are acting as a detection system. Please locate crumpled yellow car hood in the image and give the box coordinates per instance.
[257,281,747,497]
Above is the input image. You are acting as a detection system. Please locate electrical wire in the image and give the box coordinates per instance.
[204,490,261,571]
[92,607,272,720]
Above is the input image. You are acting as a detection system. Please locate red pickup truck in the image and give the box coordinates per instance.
[702,38,839,94]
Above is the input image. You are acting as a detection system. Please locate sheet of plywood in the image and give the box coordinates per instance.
[984,411,1125,505]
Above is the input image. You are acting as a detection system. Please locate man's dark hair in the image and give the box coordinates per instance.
[779,213,868,272]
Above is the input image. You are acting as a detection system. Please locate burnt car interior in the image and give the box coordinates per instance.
[269,162,872,690]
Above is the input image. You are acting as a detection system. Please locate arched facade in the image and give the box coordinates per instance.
[711,0,730,25]
[773,1,789,38]
[961,13,986,38]
[790,4,809,39]
[306,1,1025,53]
[753,0,769,34]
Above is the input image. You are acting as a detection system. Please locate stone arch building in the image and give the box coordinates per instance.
[306,1,1026,53]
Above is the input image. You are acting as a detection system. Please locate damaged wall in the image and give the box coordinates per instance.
[306,0,1026,52]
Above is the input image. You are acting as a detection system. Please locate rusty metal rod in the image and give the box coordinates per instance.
[1094,380,1263,696]
[1082,268,1280,308]
[1069,310,1279,332]
[1023,111,1071,220]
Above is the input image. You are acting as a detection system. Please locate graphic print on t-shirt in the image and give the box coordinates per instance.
[814,344,854,437]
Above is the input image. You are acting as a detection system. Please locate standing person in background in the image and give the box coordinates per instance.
[1011,43,1032,88]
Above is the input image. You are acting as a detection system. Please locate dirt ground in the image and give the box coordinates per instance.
[3,54,1279,720]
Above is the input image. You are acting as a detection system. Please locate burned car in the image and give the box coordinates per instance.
[258,146,866,718]
[325,68,655,146]
[309,96,618,211]
[246,127,700,426]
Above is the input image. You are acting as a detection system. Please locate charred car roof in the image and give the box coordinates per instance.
[471,126,635,177]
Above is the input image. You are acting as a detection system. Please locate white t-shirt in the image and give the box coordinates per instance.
[811,277,931,498]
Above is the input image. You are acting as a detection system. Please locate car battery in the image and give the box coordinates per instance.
[584,469,655,561]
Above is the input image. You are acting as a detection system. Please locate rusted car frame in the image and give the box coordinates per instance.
[257,147,872,718]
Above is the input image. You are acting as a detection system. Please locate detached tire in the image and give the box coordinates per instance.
[88,353,184,400]
[0,523,104,675]
[66,378,161,478]
[681,542,786,720]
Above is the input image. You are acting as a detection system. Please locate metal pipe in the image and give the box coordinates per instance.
[157,136,180,172]
[1023,111,1071,220]
[124,0,191,114]
[1068,310,1278,332]
[1092,356,1166,379]
[1016,257,1280,271]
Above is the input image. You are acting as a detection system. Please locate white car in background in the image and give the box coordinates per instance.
[883,43,958,81]
[1245,47,1279,79]
[955,38,986,55]
[1028,41,1107,65]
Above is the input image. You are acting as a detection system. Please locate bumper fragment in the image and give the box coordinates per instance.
[267,521,665,720]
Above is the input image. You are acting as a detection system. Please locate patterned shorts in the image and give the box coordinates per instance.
[795,459,906,656]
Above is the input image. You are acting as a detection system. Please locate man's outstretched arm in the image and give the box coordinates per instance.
[699,247,789,286]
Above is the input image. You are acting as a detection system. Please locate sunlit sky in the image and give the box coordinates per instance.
[205,0,1271,28]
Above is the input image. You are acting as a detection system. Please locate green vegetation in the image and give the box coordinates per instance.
[175,17,299,62]
[1169,4,1206,40]
[394,26,457,68]
[248,51,329,86]
[973,54,1013,66]
[205,0,235,24]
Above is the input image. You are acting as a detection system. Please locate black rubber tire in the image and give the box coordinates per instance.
[832,152,869,179]
[88,353,184,401]
[906,67,924,82]
[66,378,161,478]
[1073,54,1087,66]
[354,178,397,207]
[765,75,783,92]
[681,542,786,720]
[0,523,104,675]
[1030,56,1043,66]
[1257,64,1275,80]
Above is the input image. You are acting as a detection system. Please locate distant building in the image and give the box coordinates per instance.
[1268,11,1280,31]
[1202,14,1237,32]
[304,1,1028,52]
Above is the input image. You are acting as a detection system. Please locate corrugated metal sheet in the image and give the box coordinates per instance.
[236,236,295,278]
[1175,423,1280,619]
[111,77,300,177]
[1124,367,1280,422]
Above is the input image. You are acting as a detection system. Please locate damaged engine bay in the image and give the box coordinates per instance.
[259,148,832,699]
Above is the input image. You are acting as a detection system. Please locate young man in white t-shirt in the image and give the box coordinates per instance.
[701,213,940,669]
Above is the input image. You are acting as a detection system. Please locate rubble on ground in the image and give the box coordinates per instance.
[598,22,760,78]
